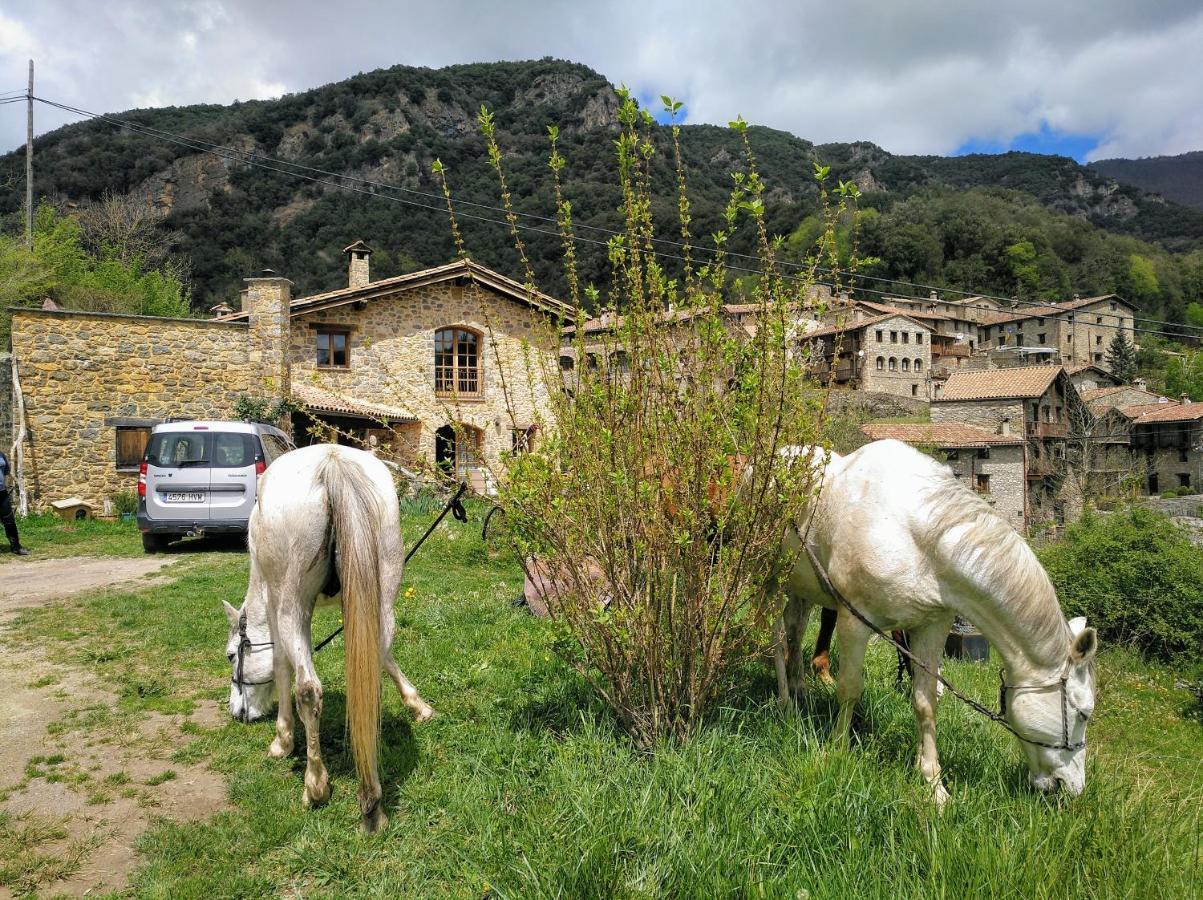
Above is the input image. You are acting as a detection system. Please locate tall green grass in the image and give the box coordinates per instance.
[5,506,1200,898]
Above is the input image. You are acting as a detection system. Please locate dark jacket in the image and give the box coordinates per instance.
[0,450,9,490]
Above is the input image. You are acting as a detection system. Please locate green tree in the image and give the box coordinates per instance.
[1105,329,1138,383]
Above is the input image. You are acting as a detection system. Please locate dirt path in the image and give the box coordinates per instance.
[0,555,178,608]
[0,555,229,898]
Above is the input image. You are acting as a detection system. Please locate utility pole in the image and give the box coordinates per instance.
[25,59,33,250]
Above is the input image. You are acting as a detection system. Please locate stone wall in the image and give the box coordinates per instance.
[943,443,1027,530]
[931,397,1024,431]
[9,309,260,509]
[289,281,558,473]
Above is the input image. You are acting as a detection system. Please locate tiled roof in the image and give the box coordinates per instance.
[934,365,1062,401]
[805,312,929,340]
[855,301,952,322]
[292,383,418,423]
[860,423,1024,448]
[220,258,572,322]
[1131,401,1203,425]
[1079,385,1129,402]
[1116,401,1179,420]
[979,294,1133,327]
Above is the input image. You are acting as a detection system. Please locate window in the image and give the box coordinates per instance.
[434,327,481,396]
[876,356,884,370]
[1096,316,1103,324]
[434,423,482,482]
[890,331,898,343]
[946,450,960,461]
[911,384,918,396]
[1055,405,1063,422]
[902,332,910,344]
[888,357,897,371]
[1095,335,1102,345]
[1110,301,1117,311]
[1179,473,1191,489]
[316,328,350,368]
[115,426,151,470]
[999,335,1007,346]
[976,447,990,459]
[901,358,910,372]
[1180,448,1189,463]
[875,329,883,342]
[975,473,990,494]
[914,359,923,372]
[1094,352,1103,363]
[1037,333,1046,344]
[512,425,537,454]
[1043,405,1051,423]
[212,433,257,468]
[559,354,575,372]
[145,432,207,467]
[916,333,923,345]
[1037,317,1045,326]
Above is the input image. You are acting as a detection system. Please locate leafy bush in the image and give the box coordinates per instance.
[448,97,851,745]
[109,490,139,517]
[1037,508,1203,663]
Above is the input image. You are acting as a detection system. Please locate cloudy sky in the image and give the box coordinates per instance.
[1,0,1201,161]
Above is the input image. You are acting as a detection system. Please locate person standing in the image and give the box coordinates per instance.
[0,449,29,555]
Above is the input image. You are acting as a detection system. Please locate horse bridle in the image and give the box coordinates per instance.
[802,545,1090,754]
[232,609,274,724]
[998,667,1089,752]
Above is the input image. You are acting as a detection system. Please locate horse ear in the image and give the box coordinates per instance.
[1067,616,1087,638]
[1070,626,1098,665]
[222,600,240,627]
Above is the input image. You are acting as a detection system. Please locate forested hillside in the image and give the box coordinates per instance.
[1,58,1202,330]
[1090,151,1203,213]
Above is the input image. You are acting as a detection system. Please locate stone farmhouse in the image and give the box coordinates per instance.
[805,313,933,400]
[8,244,569,509]
[931,365,1081,524]
[859,423,1027,529]
[976,294,1137,367]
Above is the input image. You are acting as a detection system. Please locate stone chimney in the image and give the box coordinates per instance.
[244,269,293,400]
[929,290,938,302]
[1133,377,1147,391]
[344,240,373,289]
[209,301,234,319]
[1182,394,1191,405]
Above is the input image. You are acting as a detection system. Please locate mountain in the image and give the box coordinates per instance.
[2,59,1202,326]
[1089,152,1203,213]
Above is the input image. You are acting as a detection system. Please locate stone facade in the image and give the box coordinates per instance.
[9,309,263,508]
[0,352,12,455]
[809,314,932,400]
[289,281,557,475]
[942,443,1027,529]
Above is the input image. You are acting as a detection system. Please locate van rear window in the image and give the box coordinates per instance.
[145,432,259,468]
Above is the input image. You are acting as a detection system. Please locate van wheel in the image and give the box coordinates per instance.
[142,534,170,553]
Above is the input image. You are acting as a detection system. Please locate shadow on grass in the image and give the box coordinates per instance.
[282,690,420,811]
[160,534,248,555]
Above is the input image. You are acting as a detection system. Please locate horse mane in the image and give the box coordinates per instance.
[912,457,1068,661]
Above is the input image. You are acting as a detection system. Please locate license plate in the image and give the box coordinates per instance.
[165,492,205,503]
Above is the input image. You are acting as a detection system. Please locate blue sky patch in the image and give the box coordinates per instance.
[954,124,1100,162]
[639,93,689,126]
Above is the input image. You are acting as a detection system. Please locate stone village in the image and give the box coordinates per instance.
[2,241,1200,533]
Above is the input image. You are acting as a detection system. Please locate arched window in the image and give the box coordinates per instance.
[914,359,923,372]
[888,357,897,371]
[901,358,910,372]
[875,356,884,370]
[434,327,481,396]
[559,354,575,372]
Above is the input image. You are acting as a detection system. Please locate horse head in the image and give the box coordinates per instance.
[1006,616,1098,796]
[222,599,276,722]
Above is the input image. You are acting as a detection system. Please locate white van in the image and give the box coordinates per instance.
[136,420,294,552]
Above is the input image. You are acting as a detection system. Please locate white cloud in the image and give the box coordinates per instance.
[0,0,1201,161]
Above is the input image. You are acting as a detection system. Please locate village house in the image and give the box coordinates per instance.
[859,422,1027,530]
[805,313,933,400]
[931,365,1082,524]
[977,294,1137,370]
[7,244,569,509]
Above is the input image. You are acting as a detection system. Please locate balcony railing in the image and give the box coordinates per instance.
[1026,421,1068,439]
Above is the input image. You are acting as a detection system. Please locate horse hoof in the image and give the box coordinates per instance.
[413,704,436,724]
[816,670,835,686]
[361,806,388,834]
[268,737,293,759]
[933,783,950,809]
[303,778,331,809]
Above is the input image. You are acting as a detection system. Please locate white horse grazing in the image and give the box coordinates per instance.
[775,440,1098,802]
[221,444,434,832]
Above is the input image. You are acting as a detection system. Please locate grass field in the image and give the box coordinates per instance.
[3,510,1201,898]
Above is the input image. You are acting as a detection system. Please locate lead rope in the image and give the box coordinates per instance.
[312,482,469,654]
[802,545,1084,752]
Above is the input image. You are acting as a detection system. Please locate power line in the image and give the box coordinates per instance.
[26,95,1203,343]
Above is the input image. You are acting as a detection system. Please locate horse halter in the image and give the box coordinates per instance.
[232,608,274,724]
[998,666,1089,752]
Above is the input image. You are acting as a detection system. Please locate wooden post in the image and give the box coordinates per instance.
[25,59,33,251]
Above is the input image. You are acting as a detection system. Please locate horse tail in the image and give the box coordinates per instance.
[317,450,383,802]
